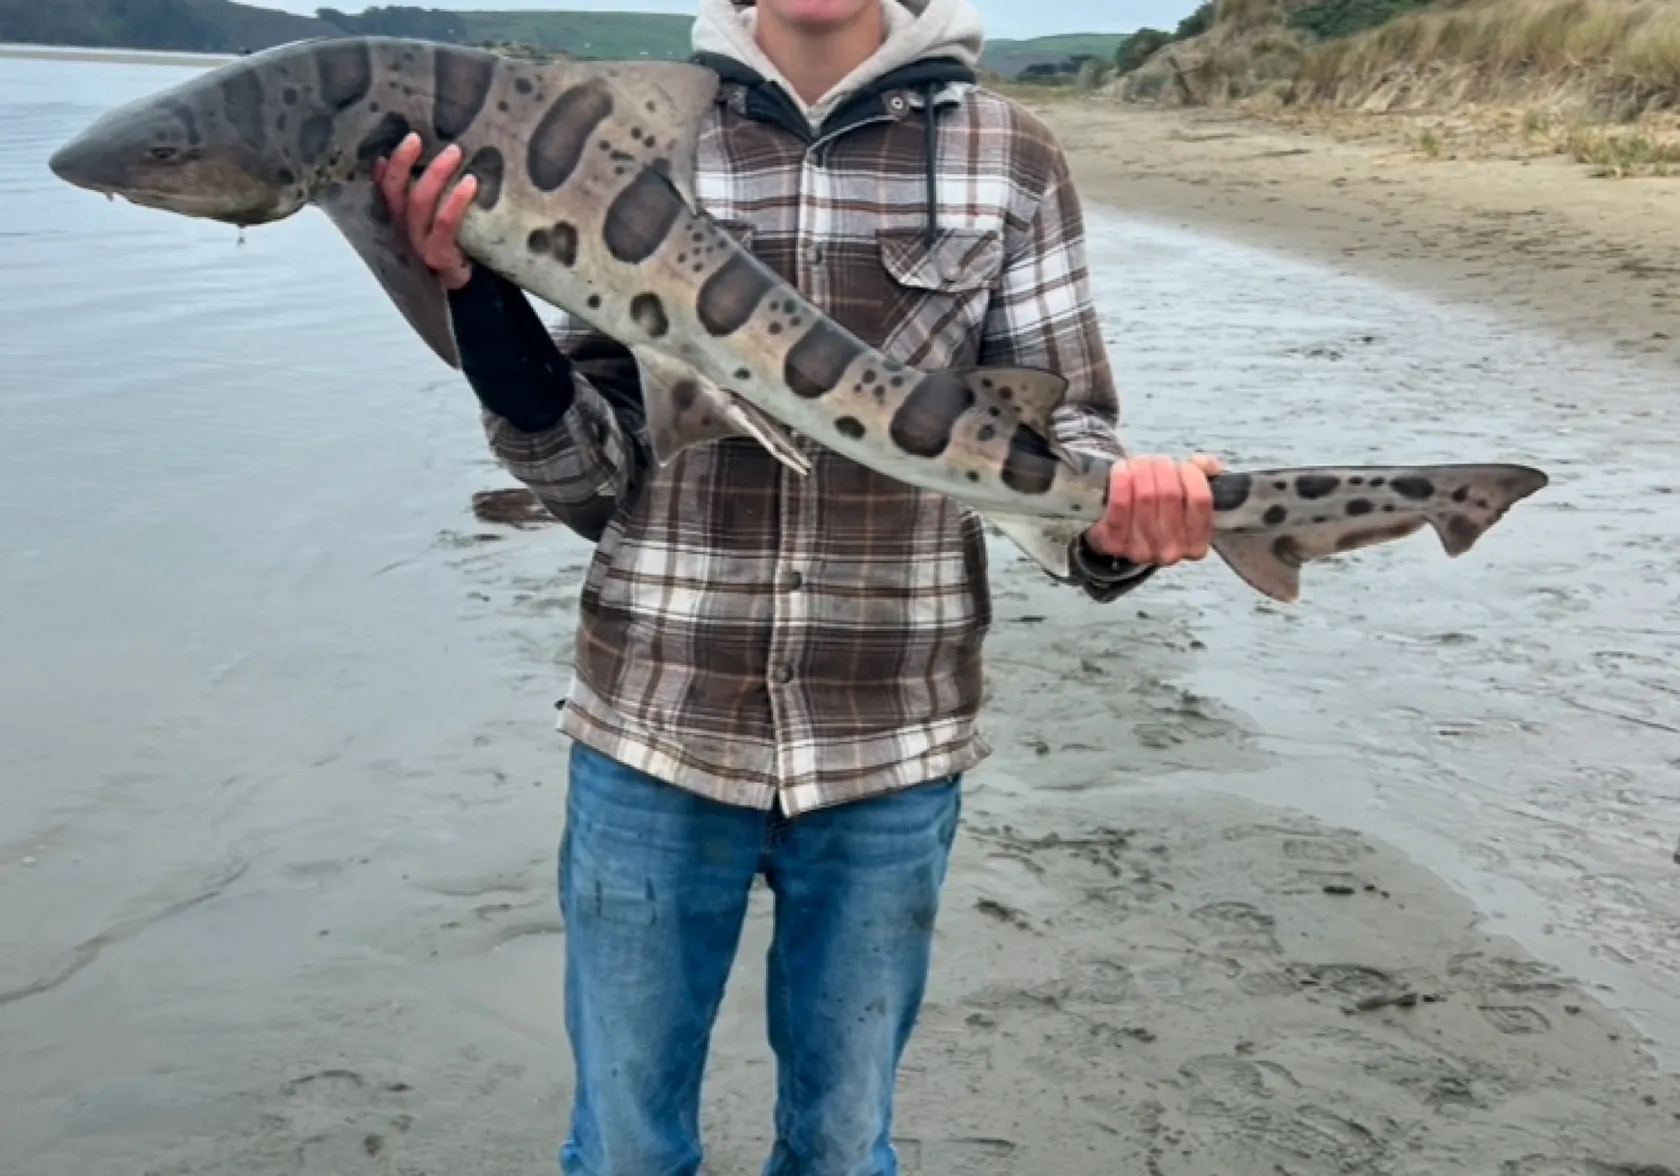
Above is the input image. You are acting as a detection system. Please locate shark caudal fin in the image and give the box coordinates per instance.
[1208,462,1550,603]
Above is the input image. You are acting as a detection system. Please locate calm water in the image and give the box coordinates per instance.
[1,52,1677,1172]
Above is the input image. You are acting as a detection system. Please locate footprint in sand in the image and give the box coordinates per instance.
[1478,1005,1553,1035]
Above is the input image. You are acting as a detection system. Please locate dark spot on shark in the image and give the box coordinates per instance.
[587,295,601,309]
[282,86,299,106]
[966,471,980,482]
[602,167,683,264]
[1346,498,1373,516]
[697,253,774,336]
[1451,485,1470,503]
[1001,425,1059,495]
[299,114,334,165]
[1211,473,1250,511]
[1349,476,1365,486]
[1272,479,1288,491]
[515,77,534,96]
[835,417,866,440]
[1370,476,1386,487]
[1391,475,1435,500]
[1263,504,1288,525]
[529,82,614,191]
[528,228,551,253]
[496,100,509,113]
[465,144,504,209]
[432,45,498,140]
[784,319,864,400]
[316,39,373,111]
[1295,473,1339,499]
[550,222,579,265]
[356,112,412,164]
[890,372,973,459]
[769,322,783,335]
[734,369,751,381]
[275,166,296,186]
[220,69,268,151]
[977,424,996,442]
[671,380,698,411]
[630,293,669,338]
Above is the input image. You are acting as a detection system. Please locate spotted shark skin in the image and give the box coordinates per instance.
[46,36,1549,601]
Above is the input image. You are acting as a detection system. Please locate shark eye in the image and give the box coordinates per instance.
[147,146,180,161]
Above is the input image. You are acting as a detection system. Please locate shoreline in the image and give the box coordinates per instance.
[0,43,236,68]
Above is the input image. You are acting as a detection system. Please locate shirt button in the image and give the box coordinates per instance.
[805,242,824,267]
[784,570,803,590]
[771,663,794,685]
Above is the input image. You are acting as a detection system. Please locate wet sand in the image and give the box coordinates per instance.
[4,62,1680,1175]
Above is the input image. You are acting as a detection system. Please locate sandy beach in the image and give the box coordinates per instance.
[1028,96,1680,371]
[4,58,1679,1175]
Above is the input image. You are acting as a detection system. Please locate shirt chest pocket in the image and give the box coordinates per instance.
[875,226,1005,369]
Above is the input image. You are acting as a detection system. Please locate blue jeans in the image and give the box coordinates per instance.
[557,741,963,1176]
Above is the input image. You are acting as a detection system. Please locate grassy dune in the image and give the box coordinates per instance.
[1111,0,1680,176]
[1295,0,1680,113]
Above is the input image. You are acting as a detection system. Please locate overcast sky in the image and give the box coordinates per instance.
[262,1,1204,41]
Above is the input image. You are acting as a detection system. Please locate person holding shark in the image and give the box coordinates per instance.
[374,1,1218,1173]
[40,0,1546,1167]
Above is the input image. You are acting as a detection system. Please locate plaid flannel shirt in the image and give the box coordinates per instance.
[481,63,1152,814]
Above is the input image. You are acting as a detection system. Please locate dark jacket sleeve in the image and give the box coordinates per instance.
[446,267,649,542]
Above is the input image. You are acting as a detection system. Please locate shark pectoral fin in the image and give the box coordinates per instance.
[1213,516,1430,603]
[316,180,460,369]
[631,346,811,476]
[980,511,1086,579]
[718,393,814,477]
[958,367,1069,433]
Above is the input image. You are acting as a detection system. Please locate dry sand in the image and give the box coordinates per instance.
[1027,97,1680,373]
[5,89,1679,1175]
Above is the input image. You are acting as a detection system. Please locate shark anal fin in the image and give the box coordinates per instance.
[632,346,810,476]
[1213,516,1429,603]
[317,180,459,368]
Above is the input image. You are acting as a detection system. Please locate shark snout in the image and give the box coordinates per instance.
[48,131,116,192]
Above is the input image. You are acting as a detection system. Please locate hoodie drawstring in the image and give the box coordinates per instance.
[922,82,940,246]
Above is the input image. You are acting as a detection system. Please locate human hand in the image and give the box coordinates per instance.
[372,133,478,291]
[1084,453,1224,566]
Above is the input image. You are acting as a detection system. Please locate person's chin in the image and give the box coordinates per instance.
[764,0,877,32]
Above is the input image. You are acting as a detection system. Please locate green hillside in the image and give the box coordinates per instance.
[457,11,694,58]
[983,33,1131,79]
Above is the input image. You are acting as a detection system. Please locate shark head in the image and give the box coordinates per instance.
[49,61,309,227]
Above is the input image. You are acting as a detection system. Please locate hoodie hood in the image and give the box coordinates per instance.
[692,0,985,127]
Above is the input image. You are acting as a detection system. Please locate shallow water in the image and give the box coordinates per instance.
[1074,203,1680,1064]
[0,51,1677,1172]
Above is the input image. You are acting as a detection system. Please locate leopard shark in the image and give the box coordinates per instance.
[46,35,1549,601]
